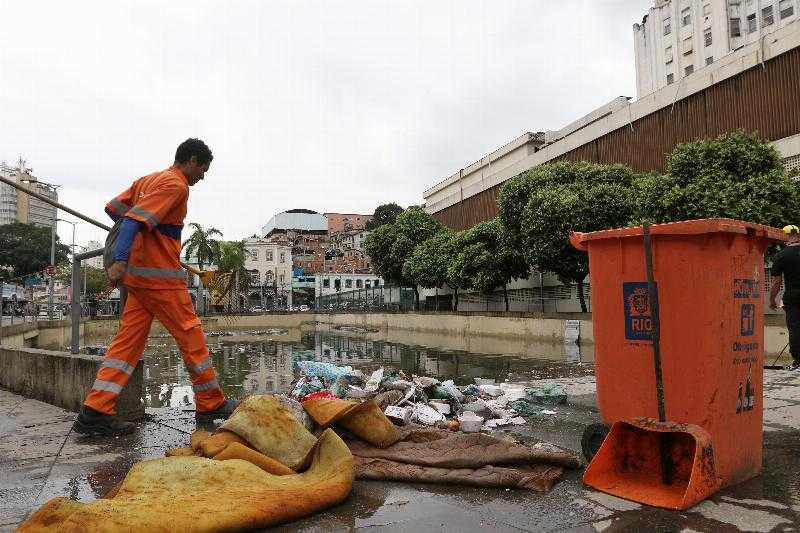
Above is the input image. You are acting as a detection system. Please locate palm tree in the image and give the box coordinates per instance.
[182,223,222,314]
[217,240,252,312]
[182,223,222,270]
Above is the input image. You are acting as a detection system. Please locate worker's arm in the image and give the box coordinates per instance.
[769,275,783,310]
[107,218,144,283]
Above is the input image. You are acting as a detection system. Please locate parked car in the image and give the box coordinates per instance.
[298,305,310,312]
[251,306,264,313]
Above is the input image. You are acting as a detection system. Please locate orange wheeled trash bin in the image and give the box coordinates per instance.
[570,219,785,510]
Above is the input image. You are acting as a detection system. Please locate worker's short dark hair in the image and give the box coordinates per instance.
[175,138,213,165]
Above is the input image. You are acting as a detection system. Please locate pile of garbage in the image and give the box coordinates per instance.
[289,358,567,433]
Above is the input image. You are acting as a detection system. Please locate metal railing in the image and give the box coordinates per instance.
[70,247,106,354]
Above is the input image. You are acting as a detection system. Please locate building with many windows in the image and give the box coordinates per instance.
[242,237,293,309]
[634,0,798,97]
[0,159,58,229]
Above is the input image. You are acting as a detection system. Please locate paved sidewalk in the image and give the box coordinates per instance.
[2,370,800,532]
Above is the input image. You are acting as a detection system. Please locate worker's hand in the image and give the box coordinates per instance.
[769,300,778,310]
[107,261,128,284]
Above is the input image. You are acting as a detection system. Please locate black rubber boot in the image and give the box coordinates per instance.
[73,405,137,436]
[196,399,239,421]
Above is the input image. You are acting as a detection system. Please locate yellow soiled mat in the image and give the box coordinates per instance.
[18,396,354,533]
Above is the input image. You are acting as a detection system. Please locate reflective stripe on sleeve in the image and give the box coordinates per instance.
[92,379,123,394]
[127,266,187,279]
[109,198,130,215]
[129,205,160,227]
[101,358,136,375]
[193,379,220,392]
[188,358,213,376]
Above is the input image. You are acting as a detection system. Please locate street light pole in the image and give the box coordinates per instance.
[49,221,55,320]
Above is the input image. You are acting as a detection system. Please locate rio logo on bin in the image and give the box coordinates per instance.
[623,282,658,341]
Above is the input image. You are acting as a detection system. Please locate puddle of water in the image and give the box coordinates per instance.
[87,328,593,409]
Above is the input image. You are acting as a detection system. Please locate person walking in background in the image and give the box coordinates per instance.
[74,139,237,436]
[769,224,800,371]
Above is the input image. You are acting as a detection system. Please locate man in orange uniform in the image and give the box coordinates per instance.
[75,139,237,436]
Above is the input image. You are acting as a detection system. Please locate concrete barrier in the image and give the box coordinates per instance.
[0,346,144,420]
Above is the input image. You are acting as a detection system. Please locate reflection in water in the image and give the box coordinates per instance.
[139,330,592,408]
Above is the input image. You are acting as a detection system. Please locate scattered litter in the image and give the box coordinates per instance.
[365,368,384,393]
[429,401,451,415]
[474,378,495,386]
[295,361,355,382]
[384,406,412,425]
[478,384,503,397]
[526,384,567,406]
[412,403,445,426]
[458,411,484,433]
[346,385,367,399]
[540,409,557,415]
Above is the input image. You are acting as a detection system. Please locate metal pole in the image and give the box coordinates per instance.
[71,247,104,355]
[0,281,4,342]
[70,258,81,354]
[48,223,55,320]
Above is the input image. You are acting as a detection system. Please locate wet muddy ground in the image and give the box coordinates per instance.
[2,327,800,531]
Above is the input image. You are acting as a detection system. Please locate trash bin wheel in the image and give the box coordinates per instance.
[581,423,610,463]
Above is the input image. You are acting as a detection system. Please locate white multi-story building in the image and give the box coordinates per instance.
[0,159,58,229]
[243,237,293,307]
[634,0,798,97]
[85,240,105,269]
[315,272,384,297]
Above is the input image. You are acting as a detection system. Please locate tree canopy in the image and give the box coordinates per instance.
[363,206,443,308]
[0,223,70,281]
[633,130,800,226]
[448,219,528,310]
[365,203,404,230]
[182,223,222,270]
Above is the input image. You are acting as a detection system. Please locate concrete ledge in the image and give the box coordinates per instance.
[0,346,144,420]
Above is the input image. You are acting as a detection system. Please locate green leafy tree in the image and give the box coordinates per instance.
[363,206,443,309]
[217,240,253,311]
[182,223,222,270]
[633,131,800,226]
[499,162,638,312]
[447,219,528,311]
[56,265,108,295]
[0,223,70,280]
[402,230,458,310]
[365,203,404,230]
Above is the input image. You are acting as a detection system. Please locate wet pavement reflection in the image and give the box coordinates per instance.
[125,329,595,409]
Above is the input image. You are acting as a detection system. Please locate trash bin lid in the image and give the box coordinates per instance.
[570,218,786,251]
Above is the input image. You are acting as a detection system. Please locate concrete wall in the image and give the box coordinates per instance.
[0,346,144,419]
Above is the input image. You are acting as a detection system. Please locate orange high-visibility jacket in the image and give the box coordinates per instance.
[105,166,189,289]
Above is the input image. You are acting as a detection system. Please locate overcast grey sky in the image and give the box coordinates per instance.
[0,0,652,247]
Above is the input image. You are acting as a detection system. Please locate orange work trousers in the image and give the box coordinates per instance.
[84,287,225,415]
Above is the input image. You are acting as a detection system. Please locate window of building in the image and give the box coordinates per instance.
[664,16,672,35]
[706,56,714,65]
[666,71,674,84]
[747,13,757,32]
[323,278,330,288]
[730,17,742,36]
[365,280,372,288]
[704,29,713,46]
[334,279,341,290]
[266,251,273,261]
[682,36,693,54]
[356,279,363,288]
[280,252,285,263]
[763,5,775,25]
[682,7,692,26]
[345,279,352,289]
[665,46,674,63]
[703,3,712,17]
[780,0,795,19]
[375,279,380,287]
[279,274,284,284]
[685,64,695,75]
